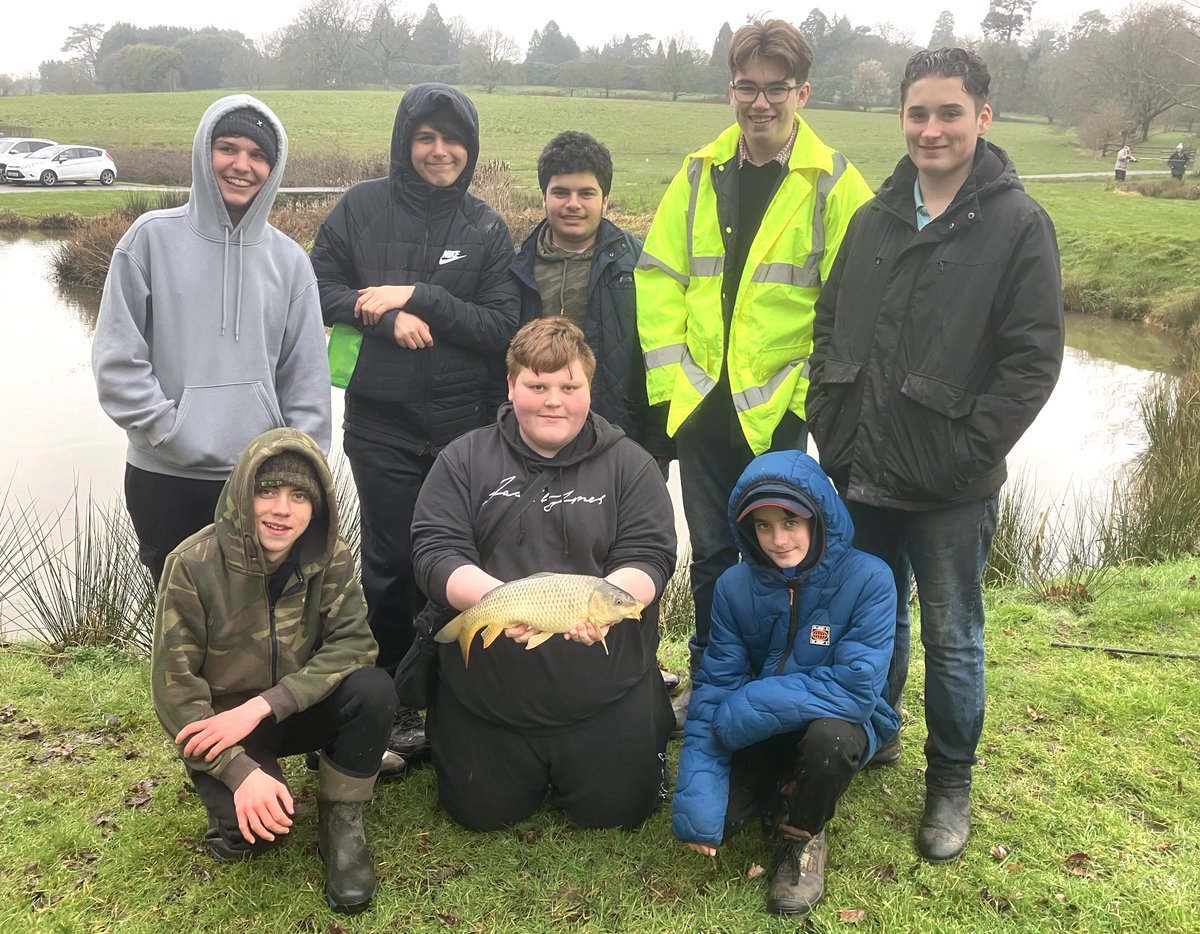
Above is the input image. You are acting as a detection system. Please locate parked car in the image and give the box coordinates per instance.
[0,137,57,183]
[5,145,116,187]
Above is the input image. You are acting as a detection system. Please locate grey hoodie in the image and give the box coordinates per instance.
[92,94,331,481]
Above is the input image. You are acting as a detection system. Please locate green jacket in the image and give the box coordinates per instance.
[636,118,873,454]
[151,428,377,791]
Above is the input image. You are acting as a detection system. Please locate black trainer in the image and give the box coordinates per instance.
[388,706,430,760]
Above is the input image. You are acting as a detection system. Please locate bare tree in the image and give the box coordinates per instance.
[655,34,705,101]
[460,28,520,93]
[846,59,891,110]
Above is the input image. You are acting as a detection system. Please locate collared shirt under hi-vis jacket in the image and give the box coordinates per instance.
[635,118,873,455]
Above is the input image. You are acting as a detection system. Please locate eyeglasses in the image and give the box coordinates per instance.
[730,82,803,104]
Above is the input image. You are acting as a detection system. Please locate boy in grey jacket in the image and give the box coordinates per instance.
[93,94,331,584]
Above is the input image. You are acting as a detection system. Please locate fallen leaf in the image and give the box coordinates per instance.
[1064,851,1090,865]
[17,727,42,741]
[325,924,350,934]
[980,888,1013,913]
[871,863,896,882]
[1027,706,1045,721]
[880,783,892,797]
[1002,627,1013,636]
[1055,893,1067,903]
[746,863,765,880]
[519,829,541,845]
[435,914,461,926]
[1178,732,1193,747]
[1156,841,1175,853]
[106,715,121,728]
[0,705,17,723]
[415,831,433,851]
[1004,863,1025,874]
[991,844,1009,860]
[1062,852,1097,878]
[838,908,867,923]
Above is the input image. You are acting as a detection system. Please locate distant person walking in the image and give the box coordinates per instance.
[1114,144,1136,182]
[1167,143,1190,181]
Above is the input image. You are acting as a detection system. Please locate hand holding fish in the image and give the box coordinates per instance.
[502,620,611,646]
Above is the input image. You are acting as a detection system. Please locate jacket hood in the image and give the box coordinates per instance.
[878,138,1021,217]
[189,94,287,241]
[215,428,339,576]
[728,450,854,581]
[496,402,625,468]
[390,82,480,205]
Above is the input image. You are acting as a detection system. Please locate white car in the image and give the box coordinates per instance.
[0,137,57,183]
[5,144,117,187]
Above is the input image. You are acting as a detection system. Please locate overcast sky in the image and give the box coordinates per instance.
[1,0,1131,80]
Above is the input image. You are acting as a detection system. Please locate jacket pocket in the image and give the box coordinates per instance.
[157,382,284,471]
[880,372,977,500]
[808,357,862,462]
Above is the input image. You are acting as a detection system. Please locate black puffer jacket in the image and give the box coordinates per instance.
[311,83,520,452]
[807,140,1063,509]
[512,218,671,458]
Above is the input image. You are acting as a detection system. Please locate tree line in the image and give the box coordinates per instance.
[2,1,1197,150]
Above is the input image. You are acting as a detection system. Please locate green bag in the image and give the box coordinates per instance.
[327,323,363,390]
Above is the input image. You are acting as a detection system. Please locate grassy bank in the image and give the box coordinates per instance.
[2,557,1198,933]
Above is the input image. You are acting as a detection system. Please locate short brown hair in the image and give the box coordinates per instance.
[728,19,813,85]
[506,317,596,383]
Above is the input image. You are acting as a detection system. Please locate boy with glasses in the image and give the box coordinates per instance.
[636,19,873,732]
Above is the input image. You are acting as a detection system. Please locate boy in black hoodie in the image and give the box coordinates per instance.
[409,317,677,831]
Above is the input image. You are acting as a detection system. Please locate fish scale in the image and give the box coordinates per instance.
[434,572,644,666]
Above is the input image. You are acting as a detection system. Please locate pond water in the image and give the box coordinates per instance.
[0,233,1182,630]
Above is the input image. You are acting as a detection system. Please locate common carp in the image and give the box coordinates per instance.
[434,572,644,666]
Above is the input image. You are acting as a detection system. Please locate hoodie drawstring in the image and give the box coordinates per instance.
[220,226,230,336]
[219,225,245,341]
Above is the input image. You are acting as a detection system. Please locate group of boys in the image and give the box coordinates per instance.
[91,17,1062,920]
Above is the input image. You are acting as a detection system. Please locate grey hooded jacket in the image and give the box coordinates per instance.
[92,94,331,481]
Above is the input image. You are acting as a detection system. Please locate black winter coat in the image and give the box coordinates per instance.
[311,83,520,453]
[807,140,1064,509]
[512,218,671,458]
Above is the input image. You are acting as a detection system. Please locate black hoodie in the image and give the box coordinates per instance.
[411,406,677,730]
[311,83,520,453]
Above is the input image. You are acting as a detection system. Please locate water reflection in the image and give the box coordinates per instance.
[0,232,1181,594]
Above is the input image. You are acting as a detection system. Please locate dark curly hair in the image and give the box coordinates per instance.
[537,131,614,196]
[901,48,990,110]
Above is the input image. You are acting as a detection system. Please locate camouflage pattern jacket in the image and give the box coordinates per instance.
[151,428,377,791]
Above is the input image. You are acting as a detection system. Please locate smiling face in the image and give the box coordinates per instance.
[507,361,591,458]
[410,121,468,188]
[211,136,271,225]
[751,505,812,570]
[901,76,992,190]
[253,483,313,571]
[729,59,809,162]
[543,171,608,251]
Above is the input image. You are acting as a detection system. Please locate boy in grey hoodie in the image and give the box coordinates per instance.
[93,95,331,584]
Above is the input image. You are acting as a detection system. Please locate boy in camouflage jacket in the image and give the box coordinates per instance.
[151,427,394,914]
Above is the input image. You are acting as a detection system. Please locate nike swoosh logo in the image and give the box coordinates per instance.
[439,250,466,265]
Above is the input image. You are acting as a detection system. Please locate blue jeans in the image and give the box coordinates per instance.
[845,496,998,791]
[675,390,806,672]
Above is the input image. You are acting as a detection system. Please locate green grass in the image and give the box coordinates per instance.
[0,89,1123,211]
[2,558,1199,932]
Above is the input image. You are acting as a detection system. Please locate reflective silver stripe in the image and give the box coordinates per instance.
[642,343,716,396]
[751,258,821,288]
[690,255,723,277]
[806,152,849,280]
[644,344,686,370]
[636,250,688,287]
[685,157,704,264]
[731,358,809,413]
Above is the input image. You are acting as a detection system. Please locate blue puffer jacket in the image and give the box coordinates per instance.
[672,450,899,846]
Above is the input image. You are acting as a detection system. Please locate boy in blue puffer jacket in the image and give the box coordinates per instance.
[673,449,898,917]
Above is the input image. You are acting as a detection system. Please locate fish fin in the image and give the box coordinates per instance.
[480,622,507,649]
[458,626,475,667]
[523,630,556,651]
[526,571,558,579]
[599,633,610,655]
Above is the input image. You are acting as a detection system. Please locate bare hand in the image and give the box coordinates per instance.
[562,620,611,646]
[390,311,434,349]
[233,768,294,844]
[503,623,540,644]
[176,697,271,761]
[687,842,718,857]
[355,285,415,325]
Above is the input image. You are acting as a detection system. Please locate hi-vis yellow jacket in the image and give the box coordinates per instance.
[636,119,873,455]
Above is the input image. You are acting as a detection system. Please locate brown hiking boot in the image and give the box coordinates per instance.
[868,735,902,768]
[767,825,827,916]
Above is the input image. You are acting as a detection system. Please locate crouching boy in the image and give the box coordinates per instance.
[673,450,898,917]
[151,428,395,914]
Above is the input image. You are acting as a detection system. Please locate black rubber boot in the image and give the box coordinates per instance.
[766,825,827,916]
[917,789,971,862]
[317,757,379,914]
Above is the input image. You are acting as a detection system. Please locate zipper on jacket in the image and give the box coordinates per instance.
[774,580,802,675]
[265,580,280,686]
[420,202,434,444]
